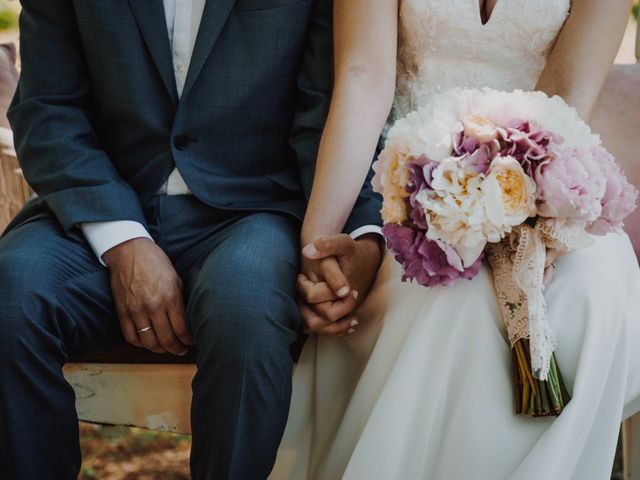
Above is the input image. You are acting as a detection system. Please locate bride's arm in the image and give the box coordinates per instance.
[536,0,631,279]
[536,0,632,120]
[300,0,398,245]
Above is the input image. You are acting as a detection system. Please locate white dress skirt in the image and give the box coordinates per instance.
[274,233,640,479]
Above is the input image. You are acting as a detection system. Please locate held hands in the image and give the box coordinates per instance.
[298,234,383,338]
[103,238,193,355]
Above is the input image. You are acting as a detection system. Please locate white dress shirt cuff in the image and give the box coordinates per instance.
[81,221,153,267]
[349,225,383,240]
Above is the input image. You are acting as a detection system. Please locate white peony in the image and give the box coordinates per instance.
[472,88,598,149]
[416,158,489,267]
[385,88,600,164]
[385,90,479,161]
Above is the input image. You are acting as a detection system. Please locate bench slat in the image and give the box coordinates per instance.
[64,363,195,435]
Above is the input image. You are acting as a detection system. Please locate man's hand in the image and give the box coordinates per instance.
[298,234,383,337]
[103,238,193,355]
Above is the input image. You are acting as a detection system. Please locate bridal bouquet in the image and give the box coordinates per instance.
[372,88,638,417]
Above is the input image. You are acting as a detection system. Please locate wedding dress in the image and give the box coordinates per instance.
[272,0,640,478]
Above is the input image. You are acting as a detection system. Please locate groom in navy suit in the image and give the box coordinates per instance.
[0,1,381,478]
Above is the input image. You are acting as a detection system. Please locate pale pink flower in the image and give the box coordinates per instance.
[534,145,606,222]
[587,147,638,235]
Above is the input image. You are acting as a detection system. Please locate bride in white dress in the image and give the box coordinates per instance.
[273,0,640,479]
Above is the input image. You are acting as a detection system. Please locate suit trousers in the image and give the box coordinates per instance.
[0,195,302,479]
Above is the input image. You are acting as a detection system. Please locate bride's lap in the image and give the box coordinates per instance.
[545,232,638,321]
[277,234,640,480]
[544,233,640,403]
[344,233,640,476]
[361,233,640,388]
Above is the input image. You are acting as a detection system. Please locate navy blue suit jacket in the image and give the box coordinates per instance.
[7,0,381,234]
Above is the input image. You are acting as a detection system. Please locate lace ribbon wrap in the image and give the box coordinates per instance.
[487,219,592,380]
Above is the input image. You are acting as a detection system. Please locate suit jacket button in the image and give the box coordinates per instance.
[173,134,190,150]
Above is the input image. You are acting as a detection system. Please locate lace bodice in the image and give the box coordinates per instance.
[392,0,571,123]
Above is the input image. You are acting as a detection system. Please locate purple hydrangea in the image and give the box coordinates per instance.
[382,223,483,287]
[500,121,554,176]
[453,131,480,156]
[404,154,438,229]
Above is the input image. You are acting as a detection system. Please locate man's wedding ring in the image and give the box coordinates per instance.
[137,326,153,334]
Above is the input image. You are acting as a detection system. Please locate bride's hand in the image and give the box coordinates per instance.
[543,248,563,288]
[297,234,383,337]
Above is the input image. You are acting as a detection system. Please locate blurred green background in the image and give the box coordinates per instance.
[0,0,18,31]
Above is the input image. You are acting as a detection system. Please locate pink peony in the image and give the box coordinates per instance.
[587,147,638,235]
[382,224,483,287]
[534,145,606,222]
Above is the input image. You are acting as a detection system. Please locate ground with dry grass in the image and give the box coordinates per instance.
[80,424,191,480]
[79,423,624,480]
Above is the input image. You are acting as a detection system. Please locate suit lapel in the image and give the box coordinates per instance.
[126,0,179,105]
[181,0,236,99]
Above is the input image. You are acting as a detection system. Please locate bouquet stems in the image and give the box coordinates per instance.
[512,339,571,416]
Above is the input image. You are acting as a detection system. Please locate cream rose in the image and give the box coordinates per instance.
[482,156,537,230]
[373,143,413,224]
[381,197,409,225]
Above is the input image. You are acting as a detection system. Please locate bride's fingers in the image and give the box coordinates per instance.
[543,265,555,288]
[296,275,338,304]
[543,249,562,287]
[316,316,359,338]
[545,248,562,268]
[311,291,359,322]
[319,257,351,298]
[300,301,357,337]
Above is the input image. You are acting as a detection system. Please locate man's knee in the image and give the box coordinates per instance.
[0,247,47,357]
[189,272,299,341]
[0,220,99,353]
[189,221,300,331]
[188,274,299,378]
[186,213,302,374]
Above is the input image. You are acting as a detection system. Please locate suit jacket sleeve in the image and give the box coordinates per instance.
[8,0,147,231]
[289,0,383,234]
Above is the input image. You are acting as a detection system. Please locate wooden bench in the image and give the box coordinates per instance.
[64,348,197,434]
